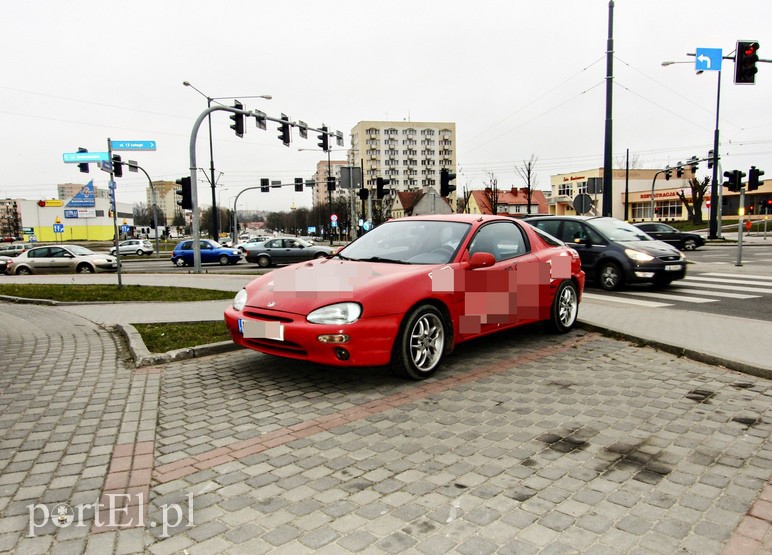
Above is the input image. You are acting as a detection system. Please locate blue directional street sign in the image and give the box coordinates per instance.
[121,225,130,233]
[62,151,109,163]
[53,223,64,233]
[110,140,157,151]
[695,48,722,72]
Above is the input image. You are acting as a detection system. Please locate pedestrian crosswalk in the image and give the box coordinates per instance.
[582,272,772,308]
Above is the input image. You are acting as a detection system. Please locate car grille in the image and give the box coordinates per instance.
[242,310,293,323]
[242,337,307,355]
[659,255,682,262]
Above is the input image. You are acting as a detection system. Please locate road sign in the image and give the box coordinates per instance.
[695,48,722,72]
[62,151,109,163]
[53,223,64,233]
[573,194,593,215]
[330,214,338,222]
[110,140,157,151]
[121,225,130,233]
[99,160,113,173]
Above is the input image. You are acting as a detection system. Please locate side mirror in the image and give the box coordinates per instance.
[573,237,590,246]
[467,251,496,269]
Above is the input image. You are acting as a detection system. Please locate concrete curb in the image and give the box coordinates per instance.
[113,322,241,367]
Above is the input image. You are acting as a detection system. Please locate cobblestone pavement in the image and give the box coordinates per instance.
[0,303,770,554]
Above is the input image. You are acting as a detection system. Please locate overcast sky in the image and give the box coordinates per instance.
[2,0,770,213]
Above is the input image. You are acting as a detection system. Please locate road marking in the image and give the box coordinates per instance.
[676,281,772,294]
[685,276,772,287]
[624,291,718,303]
[668,287,759,299]
[582,292,671,308]
[699,272,772,281]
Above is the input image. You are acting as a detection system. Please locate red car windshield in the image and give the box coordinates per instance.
[340,220,471,264]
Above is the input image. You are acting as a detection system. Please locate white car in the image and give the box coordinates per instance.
[109,239,154,256]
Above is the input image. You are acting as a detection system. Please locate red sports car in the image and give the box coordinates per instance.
[224,214,585,380]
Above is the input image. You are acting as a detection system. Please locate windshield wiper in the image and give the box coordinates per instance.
[353,256,411,264]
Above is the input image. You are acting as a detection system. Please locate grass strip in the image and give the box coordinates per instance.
[0,284,235,303]
[133,321,231,353]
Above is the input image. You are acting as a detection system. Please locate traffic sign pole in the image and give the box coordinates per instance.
[107,137,123,287]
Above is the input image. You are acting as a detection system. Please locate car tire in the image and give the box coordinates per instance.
[257,255,271,268]
[136,249,143,256]
[76,263,94,274]
[391,305,447,380]
[219,255,229,266]
[15,266,32,275]
[682,238,698,251]
[546,280,579,334]
[174,258,186,267]
[598,261,623,291]
[313,252,327,260]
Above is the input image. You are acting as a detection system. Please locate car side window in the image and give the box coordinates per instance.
[28,248,47,258]
[469,222,525,262]
[533,220,561,239]
[562,221,587,243]
[49,247,66,258]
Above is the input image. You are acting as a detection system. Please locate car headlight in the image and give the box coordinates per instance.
[233,289,248,312]
[625,249,654,262]
[307,302,362,325]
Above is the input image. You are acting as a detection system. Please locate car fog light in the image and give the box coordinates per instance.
[318,334,350,344]
[635,271,655,278]
[335,348,350,361]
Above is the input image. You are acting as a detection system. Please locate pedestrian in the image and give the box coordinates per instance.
[745,219,752,235]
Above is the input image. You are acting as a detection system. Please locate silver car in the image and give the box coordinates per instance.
[11,245,118,275]
[109,239,154,256]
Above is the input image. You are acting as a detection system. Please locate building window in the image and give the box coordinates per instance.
[558,183,572,196]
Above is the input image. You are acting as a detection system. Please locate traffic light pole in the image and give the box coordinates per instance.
[125,161,161,258]
[106,137,122,287]
[708,70,722,239]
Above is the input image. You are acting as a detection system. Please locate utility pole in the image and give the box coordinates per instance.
[602,0,614,217]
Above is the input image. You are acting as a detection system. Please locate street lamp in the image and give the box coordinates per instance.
[299,148,347,245]
[661,59,722,238]
[182,81,271,241]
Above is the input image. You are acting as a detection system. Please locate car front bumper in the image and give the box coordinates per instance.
[224,306,400,367]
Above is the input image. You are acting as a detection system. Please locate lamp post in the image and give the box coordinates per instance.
[298,148,347,245]
[661,60,722,238]
[182,81,271,241]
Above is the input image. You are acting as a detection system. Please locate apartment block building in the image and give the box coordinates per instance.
[349,121,456,193]
[145,180,179,225]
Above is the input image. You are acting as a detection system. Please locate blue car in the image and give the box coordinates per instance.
[171,239,242,267]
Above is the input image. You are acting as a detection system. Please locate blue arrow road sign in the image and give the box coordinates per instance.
[695,48,722,72]
[110,140,157,151]
[62,151,109,163]
[53,223,64,233]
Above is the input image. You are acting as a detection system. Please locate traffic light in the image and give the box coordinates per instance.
[77,147,89,173]
[735,41,760,85]
[676,162,683,179]
[664,165,672,181]
[277,114,291,147]
[254,110,267,130]
[327,175,336,192]
[357,188,369,200]
[112,154,123,178]
[376,177,391,199]
[175,177,192,210]
[440,169,456,197]
[708,150,715,170]
[689,155,699,175]
[748,166,765,191]
[294,178,303,192]
[723,170,745,192]
[318,125,329,152]
[260,178,270,193]
[230,101,245,137]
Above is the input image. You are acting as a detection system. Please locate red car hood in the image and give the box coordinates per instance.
[243,257,438,316]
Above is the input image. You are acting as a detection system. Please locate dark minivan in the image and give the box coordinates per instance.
[526,216,687,290]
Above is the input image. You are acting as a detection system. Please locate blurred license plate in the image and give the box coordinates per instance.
[238,319,284,341]
[665,264,682,271]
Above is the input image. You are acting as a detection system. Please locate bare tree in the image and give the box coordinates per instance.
[675,176,711,225]
[482,172,499,215]
[614,153,642,169]
[515,155,538,214]
[457,184,473,214]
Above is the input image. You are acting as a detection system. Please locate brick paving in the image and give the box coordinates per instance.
[0,302,770,553]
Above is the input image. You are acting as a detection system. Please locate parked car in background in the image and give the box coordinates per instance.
[226,214,585,380]
[526,215,686,290]
[0,256,12,274]
[10,245,117,275]
[632,222,704,251]
[0,244,31,257]
[243,237,334,267]
[171,239,242,267]
[109,239,154,256]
